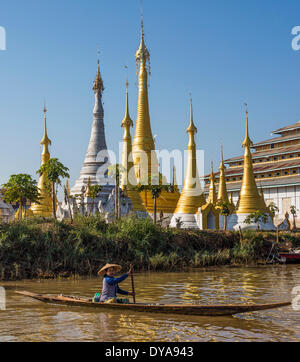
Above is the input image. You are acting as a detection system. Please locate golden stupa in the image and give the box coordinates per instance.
[173,99,206,215]
[132,19,180,214]
[207,163,218,205]
[235,107,268,214]
[30,106,53,217]
[217,146,229,204]
[120,78,146,212]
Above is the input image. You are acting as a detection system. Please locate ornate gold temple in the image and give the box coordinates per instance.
[30,106,53,217]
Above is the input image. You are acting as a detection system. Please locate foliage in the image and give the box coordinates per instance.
[0,216,299,281]
[37,158,70,186]
[89,185,102,200]
[268,202,279,215]
[217,201,230,217]
[244,211,269,230]
[136,174,171,224]
[2,174,40,218]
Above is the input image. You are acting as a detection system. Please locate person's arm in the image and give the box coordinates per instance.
[117,285,129,296]
[105,274,129,286]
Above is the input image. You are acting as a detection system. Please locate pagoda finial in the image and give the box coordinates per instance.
[40,103,51,152]
[242,103,253,148]
[93,50,104,93]
[136,6,150,71]
[122,66,133,129]
[187,95,197,135]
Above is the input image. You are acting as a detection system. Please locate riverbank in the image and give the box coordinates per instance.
[0,215,299,281]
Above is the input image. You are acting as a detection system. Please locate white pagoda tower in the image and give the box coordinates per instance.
[71,58,113,199]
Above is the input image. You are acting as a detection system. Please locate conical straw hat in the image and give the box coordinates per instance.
[98,264,122,276]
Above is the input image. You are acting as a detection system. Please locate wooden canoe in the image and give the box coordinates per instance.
[16,291,291,316]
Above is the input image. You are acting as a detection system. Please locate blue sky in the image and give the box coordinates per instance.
[1,0,300,190]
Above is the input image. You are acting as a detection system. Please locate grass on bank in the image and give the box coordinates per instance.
[0,215,299,281]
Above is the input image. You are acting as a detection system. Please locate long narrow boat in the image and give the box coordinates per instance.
[16,291,291,317]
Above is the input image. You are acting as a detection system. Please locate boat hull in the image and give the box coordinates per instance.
[279,253,300,264]
[16,291,291,317]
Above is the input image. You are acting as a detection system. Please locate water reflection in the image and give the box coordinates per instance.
[0,265,299,342]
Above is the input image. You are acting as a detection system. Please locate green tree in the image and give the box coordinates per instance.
[136,174,171,225]
[2,174,40,219]
[37,158,70,220]
[290,205,297,231]
[268,202,279,217]
[89,185,102,216]
[244,211,269,231]
[217,201,231,231]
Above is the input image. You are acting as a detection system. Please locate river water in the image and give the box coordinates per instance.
[0,265,299,342]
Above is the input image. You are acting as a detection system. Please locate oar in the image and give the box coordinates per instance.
[130,264,136,304]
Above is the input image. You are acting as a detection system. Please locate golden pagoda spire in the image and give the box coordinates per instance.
[31,104,53,217]
[121,74,146,212]
[132,15,157,180]
[85,177,92,197]
[40,104,52,162]
[217,145,229,204]
[93,52,104,94]
[236,105,266,214]
[173,98,206,214]
[207,162,217,205]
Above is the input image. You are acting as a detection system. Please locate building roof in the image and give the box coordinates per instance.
[253,134,300,147]
[272,121,300,135]
[204,175,300,193]
[204,158,300,180]
[225,144,300,163]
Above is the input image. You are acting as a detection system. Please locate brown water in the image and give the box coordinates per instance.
[0,265,299,342]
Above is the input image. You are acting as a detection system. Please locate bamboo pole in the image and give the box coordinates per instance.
[130,264,136,304]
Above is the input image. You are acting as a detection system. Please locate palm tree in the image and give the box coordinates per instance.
[244,211,269,231]
[290,205,297,231]
[136,174,170,225]
[217,201,231,231]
